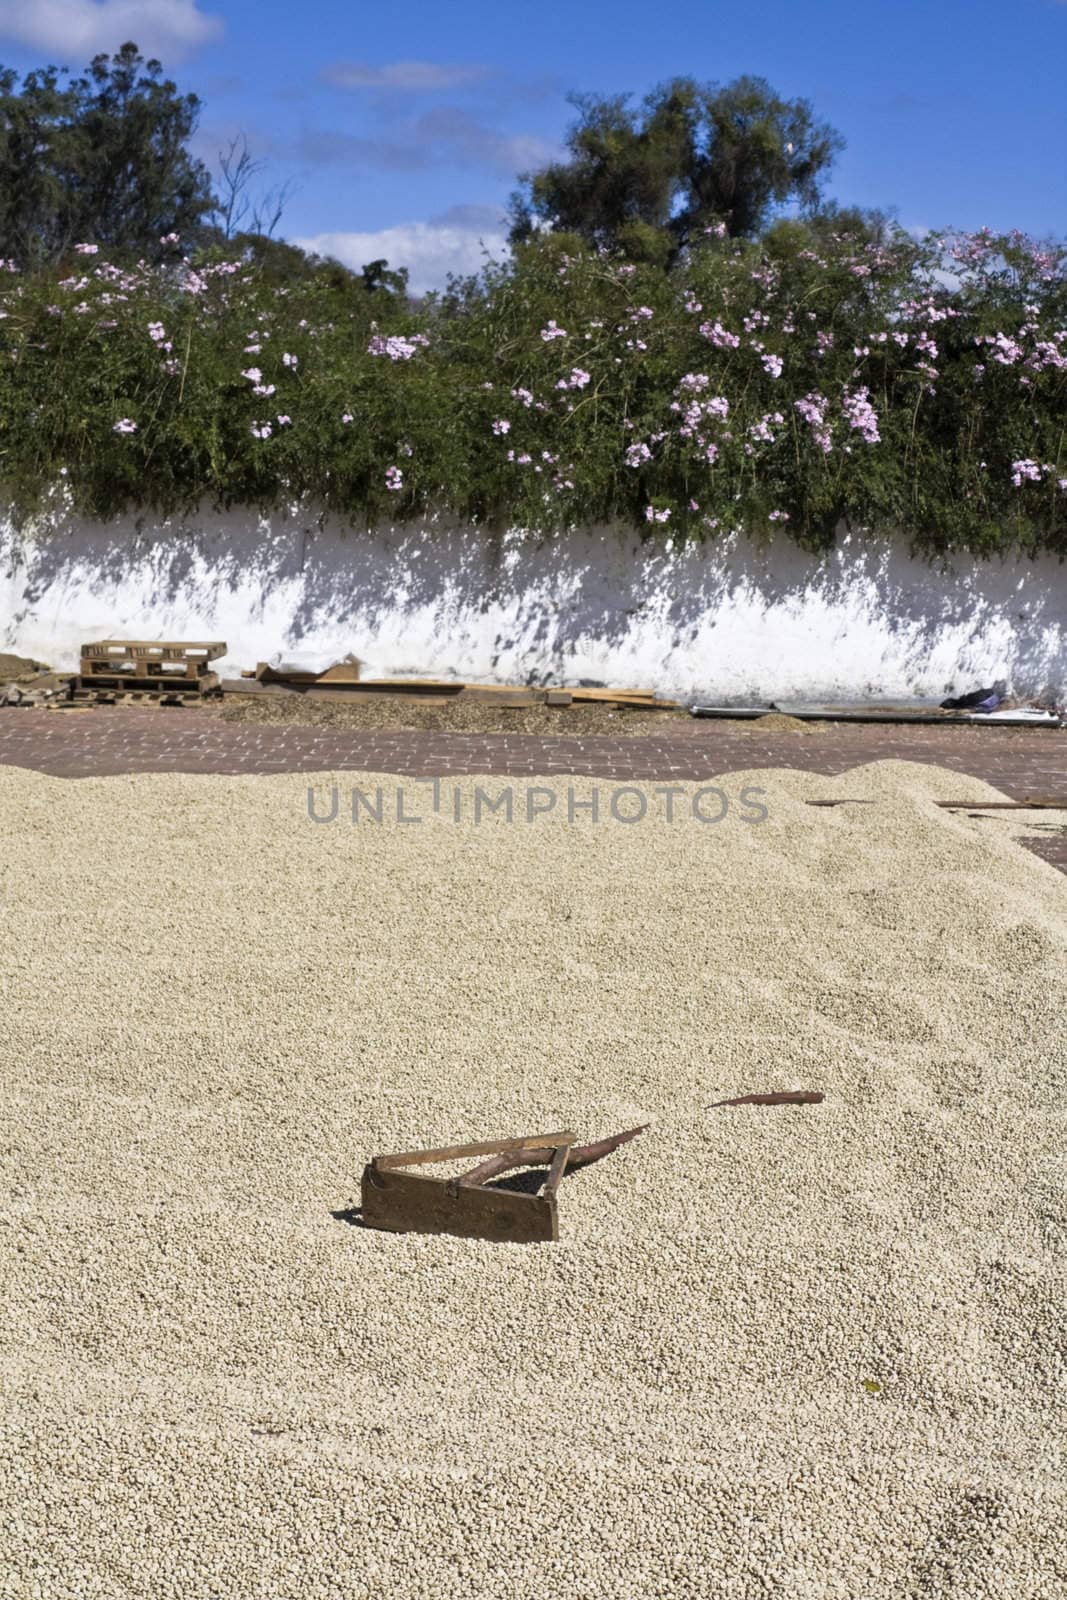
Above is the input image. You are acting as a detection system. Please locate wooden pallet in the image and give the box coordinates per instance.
[69,671,220,700]
[81,640,226,685]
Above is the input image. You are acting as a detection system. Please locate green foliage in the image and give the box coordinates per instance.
[509,76,844,260]
[0,44,216,266]
[0,223,1062,557]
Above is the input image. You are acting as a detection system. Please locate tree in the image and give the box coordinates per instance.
[0,43,215,264]
[509,76,843,263]
[360,258,409,296]
[210,133,296,242]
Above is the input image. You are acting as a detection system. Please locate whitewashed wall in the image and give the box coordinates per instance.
[2,503,1066,702]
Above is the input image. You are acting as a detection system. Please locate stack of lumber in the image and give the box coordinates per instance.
[233,667,678,711]
[74,641,225,699]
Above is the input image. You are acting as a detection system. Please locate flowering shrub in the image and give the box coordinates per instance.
[0,223,1063,554]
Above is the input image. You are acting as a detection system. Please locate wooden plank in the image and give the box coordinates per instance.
[256,672,465,695]
[570,691,680,709]
[374,1129,577,1171]
[568,687,657,702]
[935,799,1067,810]
[81,640,225,662]
[220,678,305,697]
[361,1165,558,1243]
[71,671,219,697]
[807,798,1067,810]
[240,670,680,708]
[298,688,456,704]
[457,687,542,706]
[542,1143,571,1199]
[314,668,363,684]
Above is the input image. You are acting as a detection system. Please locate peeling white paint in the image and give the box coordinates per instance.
[2,503,1065,702]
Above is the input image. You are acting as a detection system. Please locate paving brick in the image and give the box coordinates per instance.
[2,707,1066,876]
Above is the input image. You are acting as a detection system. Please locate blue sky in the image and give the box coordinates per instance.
[0,0,1064,288]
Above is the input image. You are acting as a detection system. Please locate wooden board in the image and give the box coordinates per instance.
[567,687,656,702]
[81,640,225,663]
[374,1129,576,1170]
[240,671,677,709]
[361,1164,558,1243]
[71,671,220,697]
[808,797,1067,811]
[315,662,362,684]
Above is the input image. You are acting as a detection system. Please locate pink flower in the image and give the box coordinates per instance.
[74,243,99,256]
[699,320,740,349]
[625,442,652,467]
[842,386,880,444]
[385,465,403,491]
[540,320,567,341]
[492,419,511,435]
[241,367,263,383]
[761,353,783,379]
[282,352,298,368]
[795,393,833,453]
[341,413,353,424]
[250,422,273,439]
[276,414,292,427]
[367,333,428,360]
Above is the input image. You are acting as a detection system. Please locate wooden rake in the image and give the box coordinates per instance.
[361,1125,647,1243]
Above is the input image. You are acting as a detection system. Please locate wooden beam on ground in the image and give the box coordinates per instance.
[806,798,1067,810]
[373,1129,578,1172]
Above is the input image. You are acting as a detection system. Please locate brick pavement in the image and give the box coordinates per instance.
[2,706,1066,874]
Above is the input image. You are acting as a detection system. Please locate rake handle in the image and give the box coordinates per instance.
[709,1090,824,1108]
[455,1123,649,1189]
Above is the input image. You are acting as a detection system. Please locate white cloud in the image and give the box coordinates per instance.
[0,0,222,61]
[296,110,558,180]
[296,211,510,294]
[322,61,492,94]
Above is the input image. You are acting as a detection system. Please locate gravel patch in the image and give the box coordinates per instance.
[1,759,1065,1599]
[217,689,693,736]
